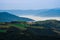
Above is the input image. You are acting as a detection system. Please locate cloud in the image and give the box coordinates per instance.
[19,15,60,21]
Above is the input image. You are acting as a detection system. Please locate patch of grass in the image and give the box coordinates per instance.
[10,24,27,30]
[0,30,7,32]
[30,26,45,29]
[11,24,26,27]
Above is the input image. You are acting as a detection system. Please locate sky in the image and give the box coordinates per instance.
[0,0,60,10]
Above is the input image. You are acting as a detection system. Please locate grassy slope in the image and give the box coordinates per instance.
[10,23,27,30]
[0,23,45,32]
[0,25,10,32]
[0,30,7,32]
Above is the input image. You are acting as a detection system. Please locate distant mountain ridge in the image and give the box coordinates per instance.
[0,12,34,22]
[0,8,60,17]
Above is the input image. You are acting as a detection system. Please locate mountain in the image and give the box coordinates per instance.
[0,8,60,17]
[37,8,60,17]
[0,12,34,22]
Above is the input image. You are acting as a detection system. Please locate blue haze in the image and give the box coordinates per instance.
[0,0,60,17]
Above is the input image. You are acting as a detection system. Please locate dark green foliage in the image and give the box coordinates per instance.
[0,20,60,40]
[0,26,60,40]
[31,20,60,29]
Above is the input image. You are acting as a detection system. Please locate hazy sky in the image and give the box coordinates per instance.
[0,0,60,10]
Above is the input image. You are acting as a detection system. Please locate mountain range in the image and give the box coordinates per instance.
[0,12,34,22]
[0,8,60,17]
[0,8,60,21]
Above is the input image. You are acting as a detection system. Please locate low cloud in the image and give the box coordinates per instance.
[19,15,60,21]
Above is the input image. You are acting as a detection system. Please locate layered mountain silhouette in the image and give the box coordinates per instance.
[0,12,34,22]
[0,8,60,17]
